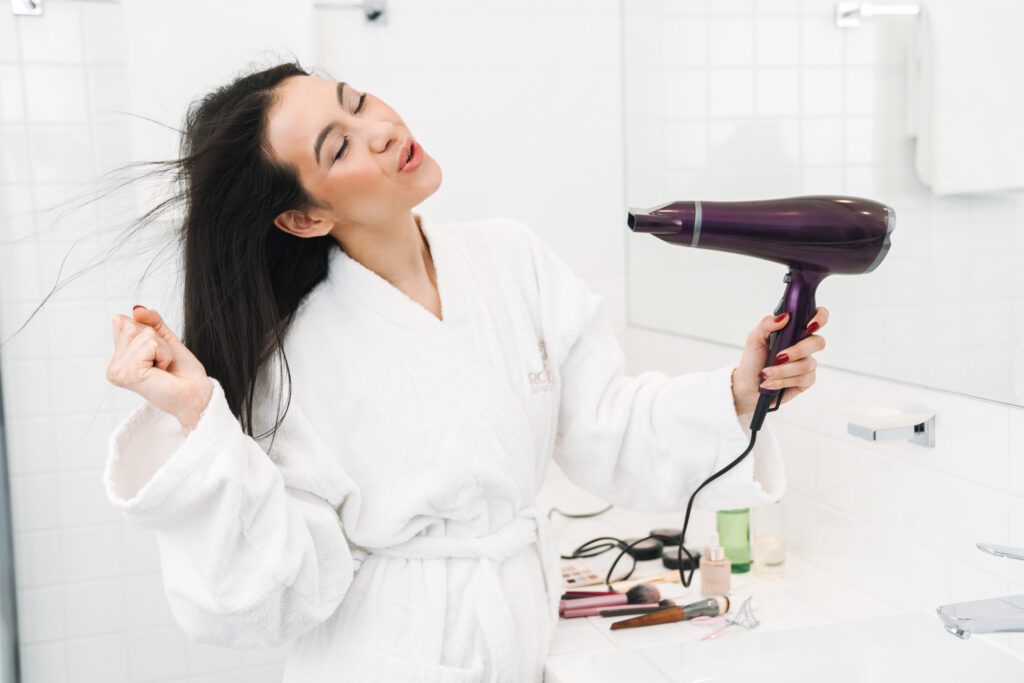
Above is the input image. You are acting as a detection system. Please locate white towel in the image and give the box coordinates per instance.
[906,0,1024,195]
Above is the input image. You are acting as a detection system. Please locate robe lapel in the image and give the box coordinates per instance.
[325,214,541,500]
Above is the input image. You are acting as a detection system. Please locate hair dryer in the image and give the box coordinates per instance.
[626,195,895,431]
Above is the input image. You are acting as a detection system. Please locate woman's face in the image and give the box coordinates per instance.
[264,74,442,237]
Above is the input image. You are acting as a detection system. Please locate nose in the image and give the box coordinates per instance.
[365,119,400,155]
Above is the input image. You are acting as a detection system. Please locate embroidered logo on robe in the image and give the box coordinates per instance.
[529,339,554,394]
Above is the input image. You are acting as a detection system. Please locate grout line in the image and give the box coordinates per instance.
[840,12,849,190]
[796,9,804,180]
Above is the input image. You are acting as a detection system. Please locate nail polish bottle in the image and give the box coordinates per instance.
[699,531,731,597]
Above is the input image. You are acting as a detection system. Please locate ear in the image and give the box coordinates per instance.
[273,209,332,238]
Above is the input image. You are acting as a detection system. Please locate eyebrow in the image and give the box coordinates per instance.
[314,81,346,166]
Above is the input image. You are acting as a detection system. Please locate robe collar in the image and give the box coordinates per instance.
[321,215,537,497]
[325,212,456,329]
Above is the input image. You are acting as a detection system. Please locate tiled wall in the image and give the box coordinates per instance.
[3,0,1022,681]
[0,1,624,681]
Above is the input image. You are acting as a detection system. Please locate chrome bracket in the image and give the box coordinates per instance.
[314,0,387,23]
[836,2,921,29]
[11,0,42,16]
[847,411,935,448]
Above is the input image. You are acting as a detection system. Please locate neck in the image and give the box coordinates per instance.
[331,211,435,290]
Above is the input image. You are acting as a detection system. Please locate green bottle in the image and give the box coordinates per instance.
[716,508,751,573]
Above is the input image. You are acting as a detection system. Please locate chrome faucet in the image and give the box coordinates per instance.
[937,543,1024,639]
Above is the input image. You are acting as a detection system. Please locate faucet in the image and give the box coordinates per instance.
[937,543,1024,638]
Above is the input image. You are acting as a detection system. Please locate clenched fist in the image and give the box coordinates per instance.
[106,306,213,435]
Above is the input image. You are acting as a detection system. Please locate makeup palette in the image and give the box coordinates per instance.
[561,560,603,588]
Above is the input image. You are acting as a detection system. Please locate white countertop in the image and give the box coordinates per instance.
[545,552,903,683]
[539,501,1024,683]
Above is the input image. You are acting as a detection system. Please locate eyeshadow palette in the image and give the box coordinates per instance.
[561,559,604,588]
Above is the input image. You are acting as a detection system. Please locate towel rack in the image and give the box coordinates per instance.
[836,2,921,28]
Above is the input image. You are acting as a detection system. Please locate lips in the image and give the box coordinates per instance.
[399,138,414,171]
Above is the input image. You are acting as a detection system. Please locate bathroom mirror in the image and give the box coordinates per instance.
[623,1,1024,407]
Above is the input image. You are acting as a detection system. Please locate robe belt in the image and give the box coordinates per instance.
[369,506,561,683]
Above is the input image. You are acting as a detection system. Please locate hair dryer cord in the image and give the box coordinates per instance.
[602,389,782,590]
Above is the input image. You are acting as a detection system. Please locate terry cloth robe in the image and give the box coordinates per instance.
[103,213,785,683]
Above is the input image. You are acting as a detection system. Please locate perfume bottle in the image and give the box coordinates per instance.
[716,508,751,573]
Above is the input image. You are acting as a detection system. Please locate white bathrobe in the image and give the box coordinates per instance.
[103,214,785,682]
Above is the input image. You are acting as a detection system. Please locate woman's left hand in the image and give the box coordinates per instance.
[731,306,829,416]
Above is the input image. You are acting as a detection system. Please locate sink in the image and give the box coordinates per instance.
[590,613,1024,682]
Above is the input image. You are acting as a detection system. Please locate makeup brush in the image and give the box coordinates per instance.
[609,596,730,631]
[558,583,661,615]
[609,569,682,593]
[560,590,619,600]
[562,601,663,619]
[599,599,676,617]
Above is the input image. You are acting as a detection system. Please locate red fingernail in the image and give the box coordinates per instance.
[133,305,145,311]
[774,353,789,364]
[773,313,787,323]
[806,321,820,334]
[758,372,766,380]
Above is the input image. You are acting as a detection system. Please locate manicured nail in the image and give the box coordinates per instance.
[774,353,789,364]
[773,313,788,323]
[806,321,820,334]
[133,305,145,311]
[758,371,767,380]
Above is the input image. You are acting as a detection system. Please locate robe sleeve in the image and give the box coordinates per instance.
[515,219,786,513]
[102,372,358,649]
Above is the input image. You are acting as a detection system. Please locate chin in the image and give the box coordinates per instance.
[413,158,443,201]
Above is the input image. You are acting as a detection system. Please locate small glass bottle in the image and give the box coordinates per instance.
[751,501,787,578]
[716,508,751,573]
[699,531,731,597]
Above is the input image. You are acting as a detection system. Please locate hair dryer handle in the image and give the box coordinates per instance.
[760,269,827,398]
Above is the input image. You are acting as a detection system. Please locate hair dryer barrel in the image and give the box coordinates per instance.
[626,195,894,275]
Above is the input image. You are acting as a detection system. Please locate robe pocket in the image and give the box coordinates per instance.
[359,648,485,683]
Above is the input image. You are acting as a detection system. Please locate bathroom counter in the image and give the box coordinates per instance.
[540,499,1024,682]
[545,552,903,682]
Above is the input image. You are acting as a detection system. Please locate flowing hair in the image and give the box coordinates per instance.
[3,60,339,445]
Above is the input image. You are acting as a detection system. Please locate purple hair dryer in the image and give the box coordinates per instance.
[627,195,894,431]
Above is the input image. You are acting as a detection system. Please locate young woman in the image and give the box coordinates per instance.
[103,63,827,682]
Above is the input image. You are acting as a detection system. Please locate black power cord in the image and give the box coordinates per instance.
[561,388,784,590]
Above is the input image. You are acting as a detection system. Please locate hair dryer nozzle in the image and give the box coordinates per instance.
[627,201,699,241]
[627,205,685,234]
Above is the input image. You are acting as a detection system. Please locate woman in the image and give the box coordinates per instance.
[104,63,826,682]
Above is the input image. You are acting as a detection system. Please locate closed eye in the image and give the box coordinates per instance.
[333,93,368,164]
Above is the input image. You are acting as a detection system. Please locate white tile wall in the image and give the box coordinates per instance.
[0,1,625,681]
[4,0,1024,680]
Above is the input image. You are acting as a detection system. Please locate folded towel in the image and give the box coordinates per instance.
[906,1,1024,195]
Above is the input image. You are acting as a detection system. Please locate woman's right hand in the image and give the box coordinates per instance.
[107,305,213,434]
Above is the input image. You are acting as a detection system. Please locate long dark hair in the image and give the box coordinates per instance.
[177,61,336,440]
[5,60,336,442]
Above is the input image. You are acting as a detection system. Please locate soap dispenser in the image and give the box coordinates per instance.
[699,531,731,597]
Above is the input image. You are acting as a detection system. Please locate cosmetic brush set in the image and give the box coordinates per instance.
[559,582,730,630]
